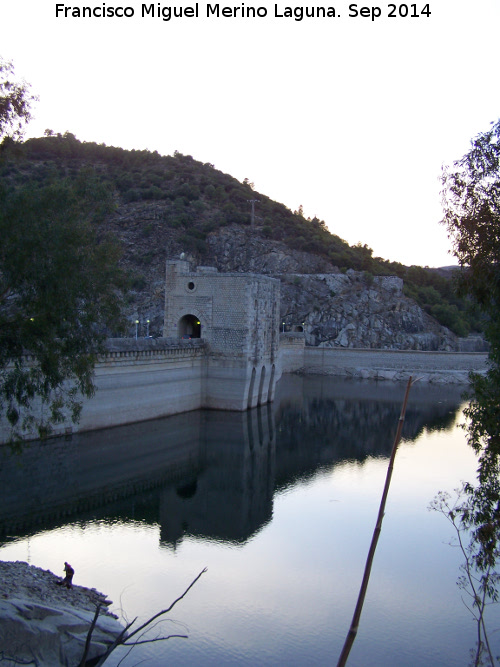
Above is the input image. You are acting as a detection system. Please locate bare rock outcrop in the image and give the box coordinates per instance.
[0,560,124,667]
[280,271,457,350]
[202,227,457,350]
[206,226,335,275]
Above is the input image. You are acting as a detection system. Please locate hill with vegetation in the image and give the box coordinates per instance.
[0,132,483,345]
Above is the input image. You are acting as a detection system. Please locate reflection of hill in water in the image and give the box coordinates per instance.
[0,377,463,548]
[273,376,464,491]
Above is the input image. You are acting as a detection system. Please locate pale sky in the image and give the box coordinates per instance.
[2,0,499,267]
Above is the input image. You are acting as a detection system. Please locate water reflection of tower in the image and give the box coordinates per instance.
[159,404,276,548]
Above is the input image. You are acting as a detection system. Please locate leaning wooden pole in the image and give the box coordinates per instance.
[336,376,414,667]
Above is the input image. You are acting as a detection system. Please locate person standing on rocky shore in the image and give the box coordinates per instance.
[56,561,75,589]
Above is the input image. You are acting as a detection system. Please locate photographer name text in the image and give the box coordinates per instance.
[55,3,432,21]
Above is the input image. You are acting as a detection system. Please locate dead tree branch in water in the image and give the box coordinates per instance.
[80,567,207,667]
[337,377,414,667]
[78,604,102,667]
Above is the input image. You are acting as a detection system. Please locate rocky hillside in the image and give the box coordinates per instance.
[280,272,456,350]
[112,220,457,350]
[0,134,479,349]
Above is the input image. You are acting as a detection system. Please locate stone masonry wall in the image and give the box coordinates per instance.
[163,260,281,410]
[164,261,280,361]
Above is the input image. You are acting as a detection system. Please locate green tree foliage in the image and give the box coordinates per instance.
[437,119,500,664]
[430,488,499,667]
[0,57,36,140]
[0,62,123,441]
[441,118,500,458]
[442,119,500,321]
[0,171,124,441]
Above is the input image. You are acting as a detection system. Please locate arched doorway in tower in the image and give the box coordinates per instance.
[178,314,201,339]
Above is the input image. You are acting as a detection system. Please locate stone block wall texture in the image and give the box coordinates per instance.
[163,260,281,409]
[164,261,280,357]
[279,333,306,373]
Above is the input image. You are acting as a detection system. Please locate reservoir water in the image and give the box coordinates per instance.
[1,376,497,666]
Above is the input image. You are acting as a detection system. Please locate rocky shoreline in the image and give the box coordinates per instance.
[295,366,480,384]
[0,560,124,666]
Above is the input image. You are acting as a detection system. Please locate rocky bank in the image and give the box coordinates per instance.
[0,560,124,666]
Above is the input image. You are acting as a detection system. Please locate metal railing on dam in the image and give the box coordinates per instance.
[102,336,206,358]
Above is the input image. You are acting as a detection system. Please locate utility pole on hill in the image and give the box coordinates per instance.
[247,199,259,228]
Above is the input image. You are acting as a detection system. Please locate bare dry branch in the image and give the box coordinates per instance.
[124,567,207,644]
[93,567,207,666]
[78,604,102,667]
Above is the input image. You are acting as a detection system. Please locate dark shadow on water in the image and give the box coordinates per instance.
[0,376,464,549]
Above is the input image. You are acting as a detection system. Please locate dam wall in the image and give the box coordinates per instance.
[0,257,490,443]
[0,335,283,443]
[79,339,207,432]
[0,339,208,443]
[282,337,489,384]
[0,336,490,444]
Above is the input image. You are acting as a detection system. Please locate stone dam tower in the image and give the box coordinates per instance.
[163,259,281,410]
